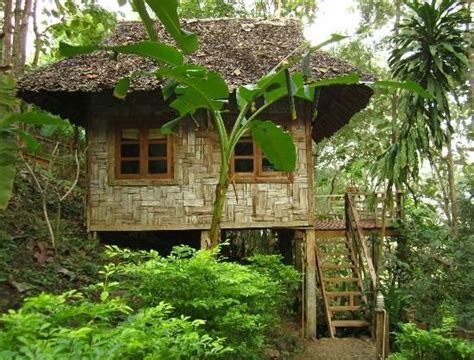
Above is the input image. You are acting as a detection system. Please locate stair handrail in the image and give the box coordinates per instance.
[345,193,377,289]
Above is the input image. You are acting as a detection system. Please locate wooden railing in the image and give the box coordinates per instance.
[345,193,377,290]
[315,191,404,226]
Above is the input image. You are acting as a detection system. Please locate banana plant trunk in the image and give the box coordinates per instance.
[209,176,230,248]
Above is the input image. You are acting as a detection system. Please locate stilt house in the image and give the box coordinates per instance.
[18,18,372,234]
[18,19,388,339]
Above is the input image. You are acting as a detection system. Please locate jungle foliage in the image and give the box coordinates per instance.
[0,247,300,359]
[387,323,474,360]
[1,0,473,356]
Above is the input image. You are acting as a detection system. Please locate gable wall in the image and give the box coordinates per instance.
[86,92,314,231]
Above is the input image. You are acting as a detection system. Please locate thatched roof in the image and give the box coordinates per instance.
[17,18,373,142]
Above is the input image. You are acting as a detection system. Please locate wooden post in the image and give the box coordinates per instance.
[295,230,305,337]
[294,230,305,271]
[305,228,317,338]
[375,309,390,359]
[200,230,211,249]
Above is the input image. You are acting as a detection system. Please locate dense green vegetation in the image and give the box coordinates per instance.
[0,0,472,358]
[0,247,300,359]
[387,323,474,360]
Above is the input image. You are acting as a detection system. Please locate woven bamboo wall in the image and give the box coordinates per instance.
[86,93,313,231]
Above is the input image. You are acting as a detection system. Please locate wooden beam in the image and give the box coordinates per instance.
[305,229,317,338]
[89,220,311,232]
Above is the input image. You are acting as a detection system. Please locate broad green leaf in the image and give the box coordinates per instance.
[1,111,64,127]
[292,73,315,101]
[248,120,296,172]
[374,80,432,98]
[0,137,17,210]
[0,95,19,109]
[145,0,199,54]
[236,85,259,111]
[255,69,296,105]
[113,77,131,99]
[0,74,19,116]
[59,42,97,57]
[132,0,158,41]
[257,69,287,102]
[59,41,184,66]
[157,65,229,116]
[310,73,360,88]
[10,129,41,152]
[162,79,178,101]
[160,116,185,135]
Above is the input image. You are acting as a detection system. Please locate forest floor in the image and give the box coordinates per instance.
[0,170,108,313]
[295,337,376,360]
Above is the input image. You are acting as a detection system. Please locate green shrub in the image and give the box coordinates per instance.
[247,254,300,314]
[111,246,300,359]
[388,323,474,360]
[0,291,228,359]
[0,246,300,359]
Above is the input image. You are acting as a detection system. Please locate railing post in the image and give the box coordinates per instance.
[375,293,390,359]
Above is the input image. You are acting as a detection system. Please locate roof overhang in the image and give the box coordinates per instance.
[18,82,373,142]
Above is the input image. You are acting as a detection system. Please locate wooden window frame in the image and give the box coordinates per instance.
[115,120,174,180]
[231,135,291,183]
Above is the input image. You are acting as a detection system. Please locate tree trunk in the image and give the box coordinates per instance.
[17,0,33,75]
[446,131,458,237]
[2,0,14,68]
[464,0,473,110]
[431,159,452,226]
[31,0,40,67]
[12,0,23,75]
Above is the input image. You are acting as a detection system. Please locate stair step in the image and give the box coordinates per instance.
[321,264,355,270]
[332,320,370,328]
[329,305,363,312]
[324,277,359,283]
[327,291,362,297]
[322,251,351,257]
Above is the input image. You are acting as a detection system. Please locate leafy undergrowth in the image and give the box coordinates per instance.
[0,170,303,358]
[0,169,107,313]
[387,323,474,360]
[0,246,301,359]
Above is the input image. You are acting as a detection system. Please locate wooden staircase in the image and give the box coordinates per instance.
[316,234,370,337]
[313,191,402,338]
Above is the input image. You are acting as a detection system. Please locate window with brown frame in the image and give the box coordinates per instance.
[115,121,173,179]
[231,135,283,179]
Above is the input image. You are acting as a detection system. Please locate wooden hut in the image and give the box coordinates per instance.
[17,18,374,337]
[18,18,372,234]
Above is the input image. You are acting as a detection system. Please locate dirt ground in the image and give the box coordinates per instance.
[294,337,377,360]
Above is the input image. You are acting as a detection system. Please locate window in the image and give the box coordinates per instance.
[115,121,173,179]
[231,135,282,179]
